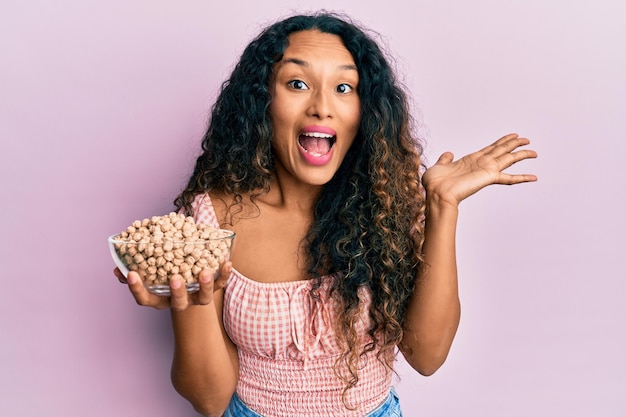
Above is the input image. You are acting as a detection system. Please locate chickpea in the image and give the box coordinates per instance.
[113,212,233,290]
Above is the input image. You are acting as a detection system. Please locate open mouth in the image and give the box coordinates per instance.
[298,131,336,157]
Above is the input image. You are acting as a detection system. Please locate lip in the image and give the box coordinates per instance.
[300,125,337,136]
[297,125,336,166]
[298,145,334,166]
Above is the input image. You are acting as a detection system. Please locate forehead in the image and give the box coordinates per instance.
[280,30,356,66]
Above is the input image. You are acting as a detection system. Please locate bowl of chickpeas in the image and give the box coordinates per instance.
[108,213,235,295]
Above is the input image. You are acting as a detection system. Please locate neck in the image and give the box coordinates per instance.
[263,167,322,214]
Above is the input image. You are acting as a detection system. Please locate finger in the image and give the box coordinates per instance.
[495,147,538,172]
[435,151,454,165]
[488,136,531,158]
[510,148,538,162]
[495,173,538,185]
[114,267,127,284]
[476,133,518,153]
[495,133,520,144]
[169,275,190,311]
[196,269,216,305]
[127,271,169,309]
[215,261,232,291]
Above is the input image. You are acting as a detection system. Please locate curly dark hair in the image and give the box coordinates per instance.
[174,11,426,403]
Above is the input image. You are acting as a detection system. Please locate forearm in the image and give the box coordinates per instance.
[401,201,461,376]
[170,289,238,416]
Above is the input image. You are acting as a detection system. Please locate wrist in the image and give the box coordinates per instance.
[425,191,460,213]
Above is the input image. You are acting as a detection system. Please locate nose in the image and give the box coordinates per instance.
[306,89,332,119]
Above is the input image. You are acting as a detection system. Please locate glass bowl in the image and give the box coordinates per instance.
[108,229,235,295]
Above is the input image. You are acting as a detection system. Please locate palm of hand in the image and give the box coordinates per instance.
[422,134,537,208]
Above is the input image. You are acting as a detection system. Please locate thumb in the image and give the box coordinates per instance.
[436,151,454,165]
[214,261,232,291]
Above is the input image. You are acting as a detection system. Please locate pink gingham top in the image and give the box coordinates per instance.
[191,194,392,417]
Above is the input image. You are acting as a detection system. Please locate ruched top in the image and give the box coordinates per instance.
[191,194,392,417]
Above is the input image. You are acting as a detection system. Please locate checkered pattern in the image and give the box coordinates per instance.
[190,193,220,228]
[191,194,393,417]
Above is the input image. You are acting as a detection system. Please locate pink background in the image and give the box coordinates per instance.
[1,0,625,415]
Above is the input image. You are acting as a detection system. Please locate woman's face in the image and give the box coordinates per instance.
[269,30,361,187]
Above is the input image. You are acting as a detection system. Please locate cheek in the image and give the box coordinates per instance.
[347,98,361,125]
[269,97,292,133]
[354,108,361,129]
[348,107,361,137]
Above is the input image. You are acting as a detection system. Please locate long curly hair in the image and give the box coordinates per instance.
[174,11,426,402]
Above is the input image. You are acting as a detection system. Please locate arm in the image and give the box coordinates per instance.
[123,266,239,417]
[400,201,461,376]
[400,133,537,375]
[170,281,239,417]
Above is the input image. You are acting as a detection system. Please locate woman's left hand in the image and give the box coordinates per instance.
[422,133,537,208]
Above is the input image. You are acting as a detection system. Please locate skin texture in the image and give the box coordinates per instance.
[269,31,361,188]
[115,29,537,416]
[400,133,537,374]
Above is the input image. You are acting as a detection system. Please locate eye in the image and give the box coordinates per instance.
[336,83,353,94]
[287,79,308,90]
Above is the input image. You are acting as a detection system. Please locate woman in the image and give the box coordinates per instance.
[116,12,537,417]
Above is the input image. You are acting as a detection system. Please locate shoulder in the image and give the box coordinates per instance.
[206,190,262,227]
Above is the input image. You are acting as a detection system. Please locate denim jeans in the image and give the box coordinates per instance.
[223,388,402,417]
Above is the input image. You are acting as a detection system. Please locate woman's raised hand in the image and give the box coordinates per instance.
[114,261,232,310]
[422,133,537,208]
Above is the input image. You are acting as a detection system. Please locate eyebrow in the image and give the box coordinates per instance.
[281,57,357,72]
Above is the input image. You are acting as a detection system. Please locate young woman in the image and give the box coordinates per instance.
[115,12,537,417]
